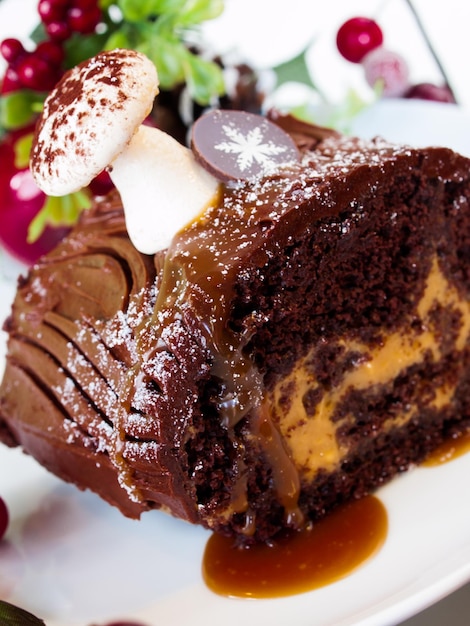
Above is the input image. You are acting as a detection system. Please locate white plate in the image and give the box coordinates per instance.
[1,101,470,626]
[2,2,470,625]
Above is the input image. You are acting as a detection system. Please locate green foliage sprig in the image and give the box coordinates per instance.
[0,0,226,240]
[0,0,226,135]
[0,600,46,625]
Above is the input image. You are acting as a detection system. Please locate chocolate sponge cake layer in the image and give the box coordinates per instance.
[1,115,470,542]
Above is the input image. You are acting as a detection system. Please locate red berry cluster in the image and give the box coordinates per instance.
[0,0,108,264]
[1,37,64,93]
[0,0,102,94]
[38,0,102,42]
[336,16,455,103]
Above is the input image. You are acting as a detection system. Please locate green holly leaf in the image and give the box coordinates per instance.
[28,22,47,45]
[99,0,116,9]
[273,43,318,91]
[178,0,224,26]
[140,34,187,88]
[117,0,157,22]
[14,132,34,169]
[150,0,187,13]
[291,88,372,135]
[105,0,226,104]
[103,28,133,51]
[116,0,189,22]
[28,191,92,243]
[64,32,112,69]
[0,600,45,625]
[183,51,225,104]
[0,91,45,132]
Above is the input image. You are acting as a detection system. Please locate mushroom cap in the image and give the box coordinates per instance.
[30,49,159,197]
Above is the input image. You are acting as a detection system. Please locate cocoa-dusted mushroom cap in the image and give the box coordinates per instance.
[31,49,159,196]
[30,48,219,254]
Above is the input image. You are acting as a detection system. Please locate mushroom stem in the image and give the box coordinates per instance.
[109,125,220,254]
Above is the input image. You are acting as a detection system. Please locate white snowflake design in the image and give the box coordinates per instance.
[215,124,289,174]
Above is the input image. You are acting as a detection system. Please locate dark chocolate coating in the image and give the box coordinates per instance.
[2,114,470,542]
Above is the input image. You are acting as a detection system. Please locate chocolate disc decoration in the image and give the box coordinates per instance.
[191,110,300,182]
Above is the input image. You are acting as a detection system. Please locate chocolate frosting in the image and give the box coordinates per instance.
[1,114,469,538]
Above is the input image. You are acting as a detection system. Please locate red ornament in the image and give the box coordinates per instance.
[0,497,9,541]
[404,82,456,103]
[362,47,410,97]
[336,17,384,64]
[0,128,69,264]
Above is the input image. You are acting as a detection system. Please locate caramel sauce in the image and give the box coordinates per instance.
[252,405,304,527]
[202,495,387,598]
[132,178,309,519]
[422,431,470,467]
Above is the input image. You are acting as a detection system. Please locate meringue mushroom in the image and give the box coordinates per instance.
[30,48,219,254]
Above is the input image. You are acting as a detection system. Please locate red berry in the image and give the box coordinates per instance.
[73,0,100,8]
[404,82,456,103]
[38,0,66,24]
[0,497,9,541]
[16,54,58,91]
[0,38,25,64]
[67,5,101,34]
[337,17,384,63]
[45,20,71,42]
[89,170,114,196]
[36,40,65,67]
[1,66,22,94]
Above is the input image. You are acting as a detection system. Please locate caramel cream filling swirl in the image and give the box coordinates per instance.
[268,257,470,481]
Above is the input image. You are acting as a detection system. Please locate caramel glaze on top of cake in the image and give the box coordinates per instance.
[1,114,470,542]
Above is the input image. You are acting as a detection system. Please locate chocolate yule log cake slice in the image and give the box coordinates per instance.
[1,49,470,544]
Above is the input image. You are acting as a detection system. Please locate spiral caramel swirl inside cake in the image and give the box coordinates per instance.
[270,257,470,480]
